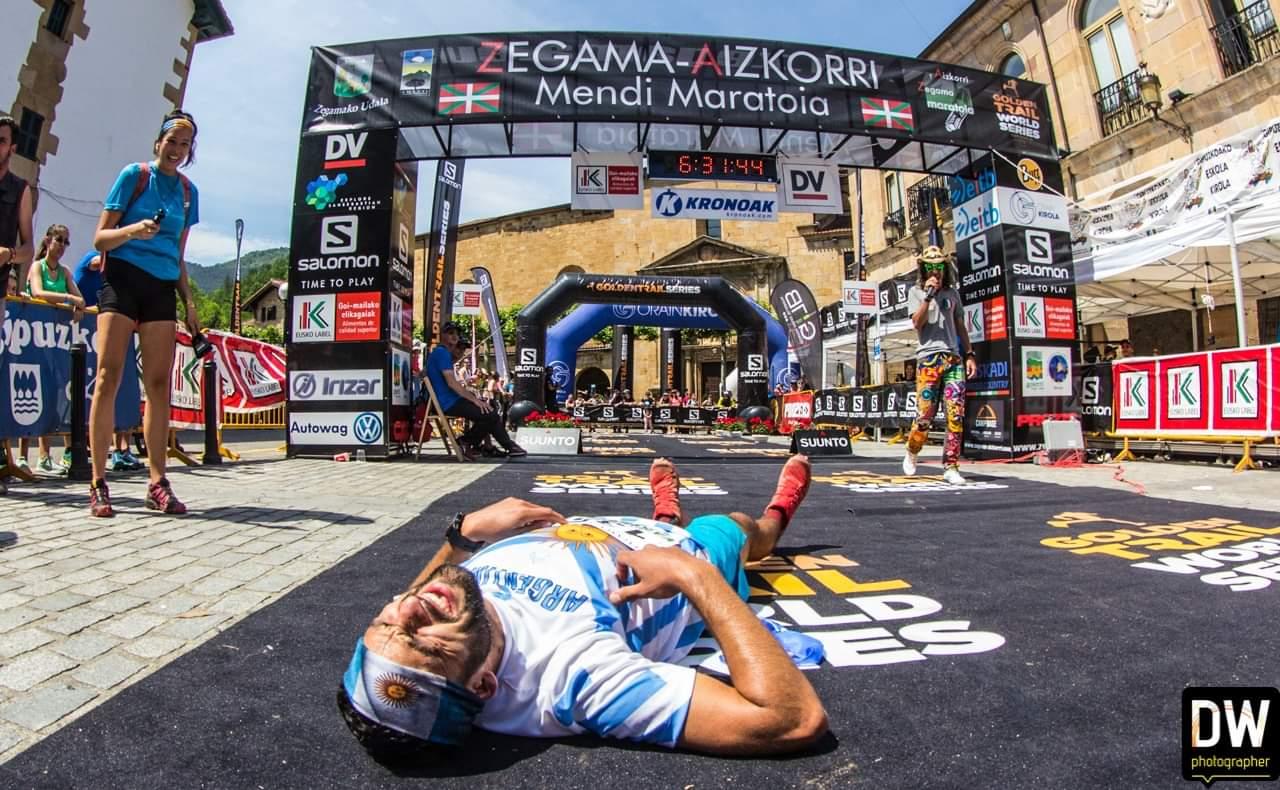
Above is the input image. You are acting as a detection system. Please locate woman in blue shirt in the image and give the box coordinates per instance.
[87,110,203,517]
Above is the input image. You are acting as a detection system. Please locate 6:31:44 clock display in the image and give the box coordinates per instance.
[647,151,778,183]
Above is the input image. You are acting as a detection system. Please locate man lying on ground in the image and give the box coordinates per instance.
[339,454,826,760]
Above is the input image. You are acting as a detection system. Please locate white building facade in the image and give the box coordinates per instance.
[1,0,232,261]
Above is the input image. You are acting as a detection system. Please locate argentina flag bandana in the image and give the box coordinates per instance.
[343,638,483,746]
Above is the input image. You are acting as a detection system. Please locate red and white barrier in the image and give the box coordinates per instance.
[1113,343,1279,436]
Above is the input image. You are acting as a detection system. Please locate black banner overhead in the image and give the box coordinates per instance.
[302,32,1058,172]
[422,159,465,347]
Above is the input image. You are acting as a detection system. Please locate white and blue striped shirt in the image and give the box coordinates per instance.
[463,516,709,746]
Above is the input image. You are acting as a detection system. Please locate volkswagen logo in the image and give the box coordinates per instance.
[354,412,383,444]
[654,189,683,217]
[293,373,316,399]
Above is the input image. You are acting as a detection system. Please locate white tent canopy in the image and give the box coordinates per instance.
[1070,119,1280,336]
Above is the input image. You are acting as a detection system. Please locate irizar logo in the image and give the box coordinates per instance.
[9,363,42,427]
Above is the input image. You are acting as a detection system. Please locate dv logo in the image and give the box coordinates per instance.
[324,132,368,166]
[1182,686,1278,785]
[353,412,383,444]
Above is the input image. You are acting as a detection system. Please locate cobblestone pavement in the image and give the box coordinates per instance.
[0,456,495,763]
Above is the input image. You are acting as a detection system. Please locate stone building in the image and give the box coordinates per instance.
[857,0,1280,374]
[242,278,285,331]
[414,182,853,397]
[1,1,232,262]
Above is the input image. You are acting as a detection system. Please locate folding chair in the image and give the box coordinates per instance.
[416,375,467,462]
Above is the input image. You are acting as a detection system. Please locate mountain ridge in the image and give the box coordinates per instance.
[189,247,288,293]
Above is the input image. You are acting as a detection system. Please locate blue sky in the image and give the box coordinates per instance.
[180,0,975,265]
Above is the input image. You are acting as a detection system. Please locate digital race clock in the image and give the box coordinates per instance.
[647,151,778,183]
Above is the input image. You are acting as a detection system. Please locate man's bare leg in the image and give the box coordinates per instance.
[649,457,684,526]
[726,455,812,562]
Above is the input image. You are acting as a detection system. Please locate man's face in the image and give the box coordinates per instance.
[0,125,14,170]
[363,564,491,683]
[440,328,460,349]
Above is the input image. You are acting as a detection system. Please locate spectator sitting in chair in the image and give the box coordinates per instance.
[424,321,526,461]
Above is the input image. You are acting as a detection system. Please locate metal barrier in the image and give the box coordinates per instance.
[223,403,286,430]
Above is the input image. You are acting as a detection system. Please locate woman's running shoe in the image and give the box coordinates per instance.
[15,458,29,473]
[89,480,114,518]
[121,450,144,470]
[59,453,72,470]
[37,456,55,473]
[145,478,188,514]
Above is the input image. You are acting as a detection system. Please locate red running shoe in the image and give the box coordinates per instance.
[89,480,114,518]
[649,457,684,526]
[766,455,811,531]
[146,478,188,514]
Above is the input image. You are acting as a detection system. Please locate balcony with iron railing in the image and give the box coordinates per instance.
[906,175,952,230]
[1094,65,1151,136]
[1211,0,1280,78]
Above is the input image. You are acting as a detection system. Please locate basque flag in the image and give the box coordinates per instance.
[860,97,915,132]
[437,82,501,115]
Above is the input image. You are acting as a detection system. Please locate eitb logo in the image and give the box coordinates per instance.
[1183,686,1278,785]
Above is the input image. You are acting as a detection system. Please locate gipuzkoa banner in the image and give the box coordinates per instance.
[302,32,1056,157]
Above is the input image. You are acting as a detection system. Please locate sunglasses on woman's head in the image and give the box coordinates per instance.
[50,237,69,244]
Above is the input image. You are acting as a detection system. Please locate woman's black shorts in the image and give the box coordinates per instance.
[98,257,177,323]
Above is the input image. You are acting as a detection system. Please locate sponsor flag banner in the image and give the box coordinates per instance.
[169,329,225,430]
[424,159,466,347]
[0,300,141,438]
[470,267,509,381]
[778,160,844,214]
[877,273,914,323]
[770,280,824,383]
[841,281,879,316]
[611,325,635,397]
[571,152,643,210]
[820,302,855,341]
[651,186,777,222]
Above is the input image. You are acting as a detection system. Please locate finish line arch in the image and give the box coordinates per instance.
[286,31,1070,458]
[517,274,781,418]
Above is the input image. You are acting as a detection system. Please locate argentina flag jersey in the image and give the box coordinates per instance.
[462,516,714,746]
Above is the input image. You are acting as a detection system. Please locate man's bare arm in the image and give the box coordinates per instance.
[406,498,564,590]
[612,547,828,754]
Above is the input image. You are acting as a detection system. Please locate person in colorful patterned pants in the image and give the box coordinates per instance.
[902,246,976,485]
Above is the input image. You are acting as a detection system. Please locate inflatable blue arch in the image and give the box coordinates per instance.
[544,301,790,403]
